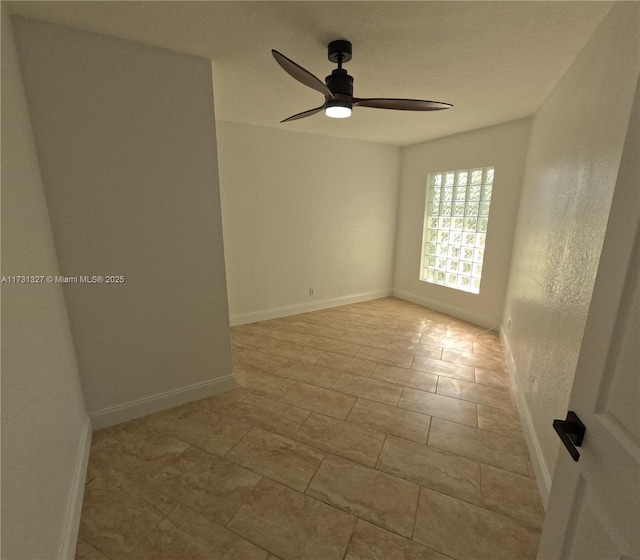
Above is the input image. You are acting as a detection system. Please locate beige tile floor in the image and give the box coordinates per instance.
[76,297,545,560]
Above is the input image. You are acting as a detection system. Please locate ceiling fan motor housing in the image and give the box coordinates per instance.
[326,69,354,100]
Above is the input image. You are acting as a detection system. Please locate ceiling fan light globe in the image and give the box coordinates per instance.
[325,103,352,118]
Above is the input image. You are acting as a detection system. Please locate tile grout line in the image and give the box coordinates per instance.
[478,461,484,507]
[222,425,253,459]
[340,519,358,560]
[410,485,422,540]
[344,392,359,419]
[425,415,433,445]
[374,433,388,469]
[302,453,327,495]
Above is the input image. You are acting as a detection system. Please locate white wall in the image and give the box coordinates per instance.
[216,121,401,324]
[502,3,640,503]
[12,18,234,428]
[393,119,531,327]
[1,11,91,559]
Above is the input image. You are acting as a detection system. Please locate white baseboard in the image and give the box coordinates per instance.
[499,326,551,508]
[392,289,497,328]
[59,416,92,560]
[89,374,237,430]
[229,289,393,326]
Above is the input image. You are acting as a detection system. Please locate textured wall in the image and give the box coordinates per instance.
[502,3,640,498]
[216,121,401,322]
[394,119,531,327]
[1,11,90,558]
[13,18,233,426]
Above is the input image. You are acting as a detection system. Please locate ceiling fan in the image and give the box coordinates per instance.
[272,39,453,122]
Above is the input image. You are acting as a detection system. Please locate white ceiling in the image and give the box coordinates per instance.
[7,1,613,146]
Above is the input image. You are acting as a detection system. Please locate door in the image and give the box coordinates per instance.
[537,79,640,559]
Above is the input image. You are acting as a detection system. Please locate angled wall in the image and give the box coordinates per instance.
[501,3,640,502]
[12,17,234,428]
[1,11,90,559]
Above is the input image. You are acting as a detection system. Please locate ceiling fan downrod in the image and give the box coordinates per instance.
[324,40,354,117]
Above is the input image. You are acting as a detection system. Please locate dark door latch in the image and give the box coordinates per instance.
[553,411,586,462]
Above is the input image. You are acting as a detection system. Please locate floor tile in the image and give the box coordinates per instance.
[308,335,361,356]
[332,372,403,405]
[436,377,514,410]
[203,393,310,437]
[477,404,523,436]
[357,346,414,368]
[373,326,422,343]
[232,340,247,355]
[371,363,437,392]
[445,323,491,341]
[234,366,296,399]
[398,387,477,427]
[377,435,481,505]
[148,446,261,525]
[295,413,385,467]
[439,337,475,353]
[199,388,251,411]
[332,320,377,336]
[386,341,443,360]
[273,360,342,389]
[411,356,475,381]
[358,315,400,328]
[347,399,431,444]
[269,319,344,340]
[414,487,540,560]
[480,464,545,530]
[232,346,289,373]
[228,478,356,560]
[442,348,505,371]
[281,382,356,419]
[306,455,419,537]
[428,417,531,476]
[475,366,513,388]
[266,340,325,364]
[238,324,316,346]
[138,402,251,457]
[315,350,377,377]
[293,312,341,328]
[88,423,189,487]
[473,337,503,354]
[78,476,165,558]
[264,325,320,345]
[135,401,197,431]
[226,427,324,492]
[344,519,452,560]
[316,308,362,323]
[75,540,109,560]
[418,332,446,347]
[232,332,277,352]
[398,321,446,336]
[127,504,269,560]
[341,330,391,349]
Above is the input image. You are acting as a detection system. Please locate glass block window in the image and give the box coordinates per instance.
[419,166,495,294]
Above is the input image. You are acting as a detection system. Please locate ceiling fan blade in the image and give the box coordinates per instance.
[281,105,325,123]
[353,98,453,111]
[272,50,334,99]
